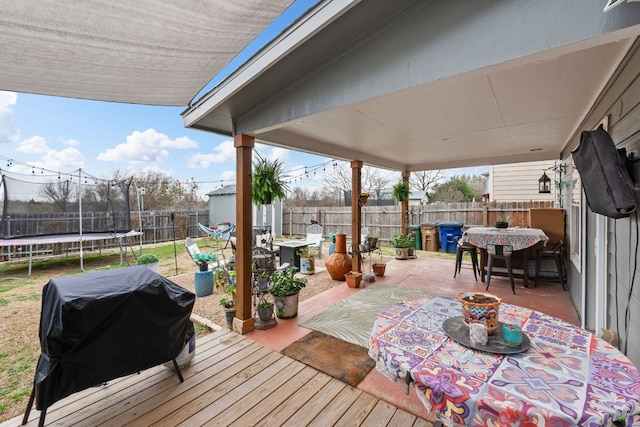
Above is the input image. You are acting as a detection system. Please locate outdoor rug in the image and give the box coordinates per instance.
[301,283,438,348]
[280,330,375,387]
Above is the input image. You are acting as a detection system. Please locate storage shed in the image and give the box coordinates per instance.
[206,184,282,236]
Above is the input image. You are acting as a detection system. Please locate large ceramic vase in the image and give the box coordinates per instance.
[325,233,352,281]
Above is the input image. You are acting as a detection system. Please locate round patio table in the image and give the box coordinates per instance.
[368,296,639,427]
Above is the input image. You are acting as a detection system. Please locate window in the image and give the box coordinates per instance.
[569,162,582,271]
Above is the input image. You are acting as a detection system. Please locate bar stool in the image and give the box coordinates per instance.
[454,237,478,280]
[486,244,516,294]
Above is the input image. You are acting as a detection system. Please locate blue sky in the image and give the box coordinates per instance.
[0,0,487,198]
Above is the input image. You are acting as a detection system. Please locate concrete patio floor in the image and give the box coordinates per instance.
[246,251,580,422]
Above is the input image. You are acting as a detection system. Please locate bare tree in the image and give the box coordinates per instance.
[366,171,392,200]
[108,169,205,211]
[322,161,393,200]
[410,170,444,196]
[41,180,75,212]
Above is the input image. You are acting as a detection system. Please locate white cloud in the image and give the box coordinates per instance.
[63,138,80,147]
[16,136,49,154]
[254,143,290,163]
[41,147,85,170]
[0,91,20,142]
[186,140,235,168]
[13,135,85,170]
[97,128,198,163]
[220,170,235,181]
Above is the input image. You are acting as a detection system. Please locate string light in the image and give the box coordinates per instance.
[0,154,337,191]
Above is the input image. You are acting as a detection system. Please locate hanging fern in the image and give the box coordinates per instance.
[252,158,288,205]
[392,181,410,202]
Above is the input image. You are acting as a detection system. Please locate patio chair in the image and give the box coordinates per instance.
[485,244,516,294]
[185,237,228,270]
[535,240,567,290]
[305,224,324,258]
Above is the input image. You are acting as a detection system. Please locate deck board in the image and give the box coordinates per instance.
[3,330,432,427]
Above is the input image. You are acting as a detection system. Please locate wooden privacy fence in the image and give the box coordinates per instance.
[2,201,557,262]
[282,201,556,244]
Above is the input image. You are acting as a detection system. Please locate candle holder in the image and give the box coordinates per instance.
[503,324,523,346]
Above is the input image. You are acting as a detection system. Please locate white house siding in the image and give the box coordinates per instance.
[490,161,557,202]
[604,97,640,367]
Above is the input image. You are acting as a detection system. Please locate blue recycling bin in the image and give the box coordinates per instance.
[438,221,464,253]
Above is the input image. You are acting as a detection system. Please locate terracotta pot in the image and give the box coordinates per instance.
[345,272,362,288]
[325,233,352,280]
[372,263,386,277]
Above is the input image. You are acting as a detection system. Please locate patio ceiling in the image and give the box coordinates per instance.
[183,0,640,172]
[0,0,295,106]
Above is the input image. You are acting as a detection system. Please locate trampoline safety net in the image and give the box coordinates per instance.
[0,174,132,239]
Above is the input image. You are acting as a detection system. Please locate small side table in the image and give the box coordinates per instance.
[278,240,308,270]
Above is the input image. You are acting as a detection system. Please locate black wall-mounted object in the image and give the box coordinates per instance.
[572,124,637,219]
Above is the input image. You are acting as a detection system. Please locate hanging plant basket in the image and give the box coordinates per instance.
[392,181,410,202]
[252,158,289,206]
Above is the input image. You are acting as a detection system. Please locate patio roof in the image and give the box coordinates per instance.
[183,0,640,171]
[0,0,295,106]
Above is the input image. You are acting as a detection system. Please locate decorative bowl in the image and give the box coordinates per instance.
[456,291,502,334]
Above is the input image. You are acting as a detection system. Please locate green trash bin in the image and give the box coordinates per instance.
[411,226,422,250]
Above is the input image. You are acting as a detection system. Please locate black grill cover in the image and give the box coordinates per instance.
[34,265,195,410]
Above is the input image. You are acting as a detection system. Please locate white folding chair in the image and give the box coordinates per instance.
[305,224,324,258]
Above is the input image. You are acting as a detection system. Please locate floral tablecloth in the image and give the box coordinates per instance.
[461,227,548,251]
[368,297,640,427]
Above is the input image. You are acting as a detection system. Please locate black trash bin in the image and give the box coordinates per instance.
[438,221,464,253]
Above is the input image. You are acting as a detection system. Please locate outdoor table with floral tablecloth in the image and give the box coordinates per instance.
[368,296,640,427]
[462,227,549,251]
[461,227,549,286]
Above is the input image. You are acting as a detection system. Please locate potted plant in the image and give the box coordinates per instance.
[136,253,159,273]
[407,233,416,258]
[193,252,216,271]
[271,267,307,319]
[344,271,363,288]
[255,270,271,291]
[256,300,275,322]
[296,246,317,275]
[390,233,412,260]
[372,250,386,277]
[392,181,410,202]
[495,218,509,229]
[251,157,289,206]
[219,282,236,328]
[358,192,370,207]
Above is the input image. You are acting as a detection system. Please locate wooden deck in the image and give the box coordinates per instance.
[5,329,431,427]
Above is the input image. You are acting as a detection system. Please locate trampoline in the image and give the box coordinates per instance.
[0,231,142,276]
